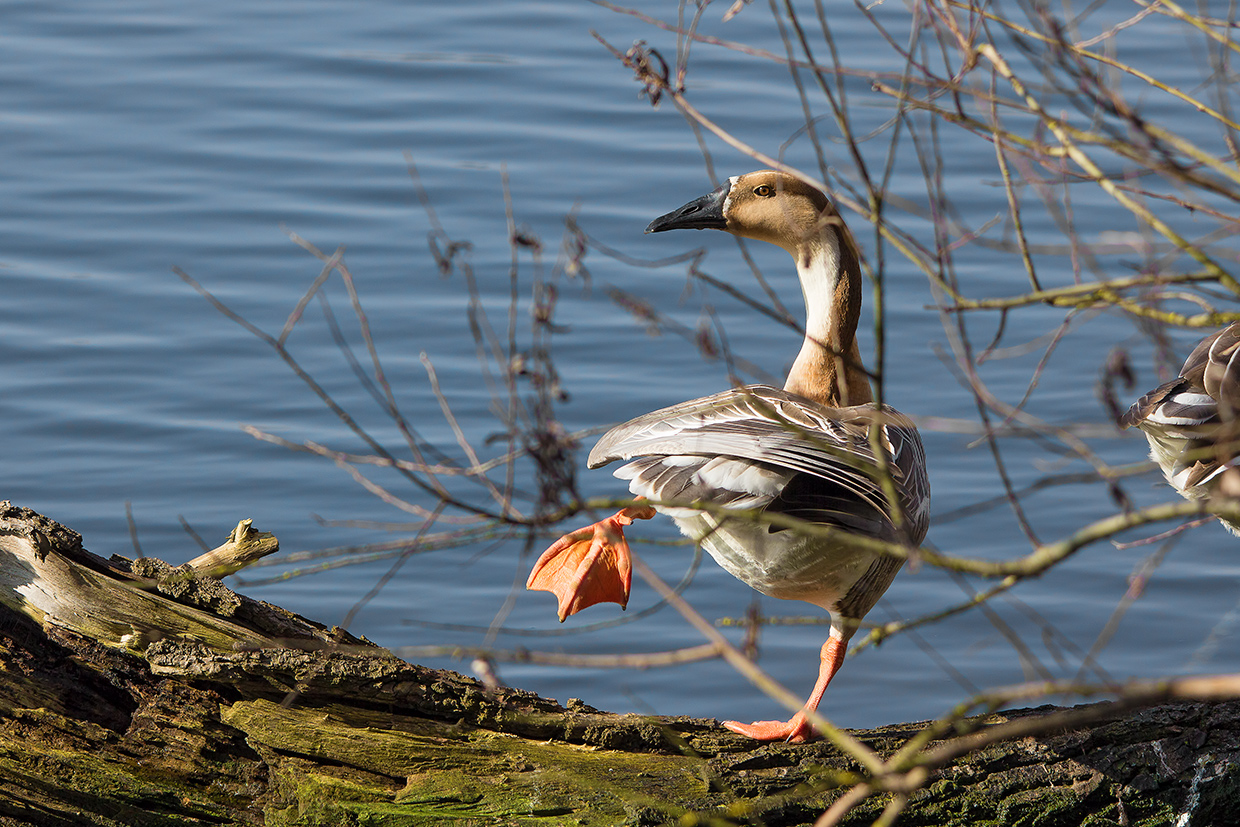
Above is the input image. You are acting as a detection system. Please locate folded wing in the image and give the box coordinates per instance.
[589,385,929,546]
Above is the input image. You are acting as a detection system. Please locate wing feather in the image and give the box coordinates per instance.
[1123,323,1240,431]
[590,385,929,545]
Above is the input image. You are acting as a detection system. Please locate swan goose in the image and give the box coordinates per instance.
[1120,322,1240,534]
[527,170,931,742]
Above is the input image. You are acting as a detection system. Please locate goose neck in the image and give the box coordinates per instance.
[782,235,872,407]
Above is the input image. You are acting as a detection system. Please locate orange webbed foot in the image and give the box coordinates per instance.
[724,710,816,743]
[527,505,656,621]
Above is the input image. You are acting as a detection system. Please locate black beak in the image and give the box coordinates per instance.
[645,185,729,233]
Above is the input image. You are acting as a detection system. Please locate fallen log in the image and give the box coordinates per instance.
[0,500,1235,826]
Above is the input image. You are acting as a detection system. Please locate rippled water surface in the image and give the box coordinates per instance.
[4,0,1238,729]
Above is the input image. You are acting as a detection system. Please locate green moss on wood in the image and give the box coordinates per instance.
[224,698,713,825]
[0,709,234,826]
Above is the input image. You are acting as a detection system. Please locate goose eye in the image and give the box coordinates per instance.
[753,185,774,197]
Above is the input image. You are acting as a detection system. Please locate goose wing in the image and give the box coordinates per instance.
[1121,323,1240,430]
[1121,323,1240,493]
[589,385,929,545]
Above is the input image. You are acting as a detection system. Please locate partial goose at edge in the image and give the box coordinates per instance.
[1120,321,1240,534]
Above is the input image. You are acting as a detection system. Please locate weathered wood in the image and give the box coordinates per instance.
[183,518,280,578]
[0,500,1237,826]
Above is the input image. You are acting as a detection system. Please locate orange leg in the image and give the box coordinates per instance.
[526,503,656,621]
[724,633,846,743]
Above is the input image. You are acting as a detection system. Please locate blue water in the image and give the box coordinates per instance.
[3,0,1238,730]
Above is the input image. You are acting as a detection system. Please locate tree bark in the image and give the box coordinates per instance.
[0,500,1236,826]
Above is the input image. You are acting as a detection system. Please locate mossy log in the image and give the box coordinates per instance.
[0,500,1237,826]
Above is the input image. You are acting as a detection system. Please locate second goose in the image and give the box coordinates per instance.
[1121,322,1240,533]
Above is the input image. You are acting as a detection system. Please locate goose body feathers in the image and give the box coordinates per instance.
[591,385,928,608]
[1122,322,1240,531]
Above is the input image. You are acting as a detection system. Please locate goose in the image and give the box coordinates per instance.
[527,170,930,742]
[1120,322,1240,534]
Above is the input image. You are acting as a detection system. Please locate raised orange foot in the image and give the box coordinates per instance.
[526,504,656,621]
